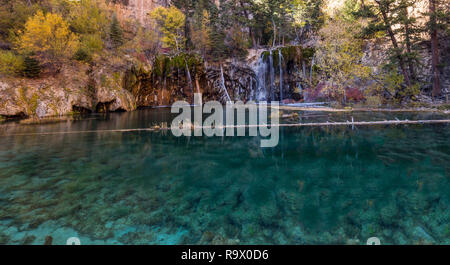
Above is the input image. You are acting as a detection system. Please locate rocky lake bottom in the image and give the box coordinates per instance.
[0,109,448,245]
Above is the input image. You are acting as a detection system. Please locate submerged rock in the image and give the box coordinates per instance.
[291,226,305,243]
[259,204,279,226]
[411,226,435,244]
[44,235,53,245]
[346,238,361,245]
[211,234,240,245]
[380,204,399,225]
[22,235,36,245]
[393,231,408,245]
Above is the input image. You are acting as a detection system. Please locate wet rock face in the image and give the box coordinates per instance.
[127,47,312,105]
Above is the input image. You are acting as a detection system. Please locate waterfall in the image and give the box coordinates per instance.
[269,50,275,101]
[185,63,193,93]
[302,61,306,79]
[249,76,253,100]
[278,48,283,102]
[248,47,310,103]
[220,65,232,102]
[310,55,315,84]
[252,55,267,102]
[297,81,303,94]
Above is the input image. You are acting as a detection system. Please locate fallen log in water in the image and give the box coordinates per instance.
[2,120,450,137]
[268,119,450,128]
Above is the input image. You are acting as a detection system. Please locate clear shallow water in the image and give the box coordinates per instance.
[0,109,449,245]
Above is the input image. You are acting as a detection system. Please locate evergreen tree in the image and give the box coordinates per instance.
[110,14,123,48]
[22,56,40,78]
[426,0,449,97]
[201,3,227,61]
[395,0,419,82]
[209,23,228,61]
[358,0,413,88]
[429,0,440,97]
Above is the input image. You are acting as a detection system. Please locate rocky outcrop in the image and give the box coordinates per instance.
[109,0,165,24]
[362,36,450,96]
[0,61,136,119]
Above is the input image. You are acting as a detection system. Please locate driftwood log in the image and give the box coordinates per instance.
[2,120,450,137]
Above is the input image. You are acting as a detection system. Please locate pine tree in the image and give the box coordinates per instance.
[397,0,418,83]
[358,0,412,88]
[22,56,41,78]
[110,14,123,48]
[207,6,228,61]
[427,0,448,98]
[209,27,228,61]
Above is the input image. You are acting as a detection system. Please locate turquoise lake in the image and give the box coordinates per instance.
[0,108,449,245]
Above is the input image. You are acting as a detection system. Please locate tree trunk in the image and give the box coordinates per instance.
[376,1,411,87]
[251,30,256,48]
[430,0,441,97]
[403,6,416,82]
[184,7,192,50]
[272,19,277,48]
[239,0,256,48]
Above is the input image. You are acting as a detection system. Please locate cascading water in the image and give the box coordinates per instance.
[252,55,267,101]
[250,47,295,102]
[248,46,315,104]
[220,65,232,102]
[310,55,315,84]
[185,63,193,93]
[269,50,275,101]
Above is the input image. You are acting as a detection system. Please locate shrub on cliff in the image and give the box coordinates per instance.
[68,0,109,37]
[110,15,124,49]
[22,56,41,78]
[16,11,79,63]
[81,34,104,53]
[0,50,24,76]
[73,48,92,63]
[0,1,40,43]
[74,33,104,63]
[315,18,371,104]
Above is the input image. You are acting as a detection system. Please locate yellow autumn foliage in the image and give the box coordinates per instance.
[0,50,24,75]
[149,6,185,51]
[17,11,79,61]
[316,18,371,102]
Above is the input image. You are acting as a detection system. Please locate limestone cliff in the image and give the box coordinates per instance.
[0,60,137,118]
[109,0,166,24]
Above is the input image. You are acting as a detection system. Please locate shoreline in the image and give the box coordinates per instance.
[1,104,450,125]
[276,105,450,113]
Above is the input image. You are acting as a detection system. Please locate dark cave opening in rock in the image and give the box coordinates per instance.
[72,105,92,114]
